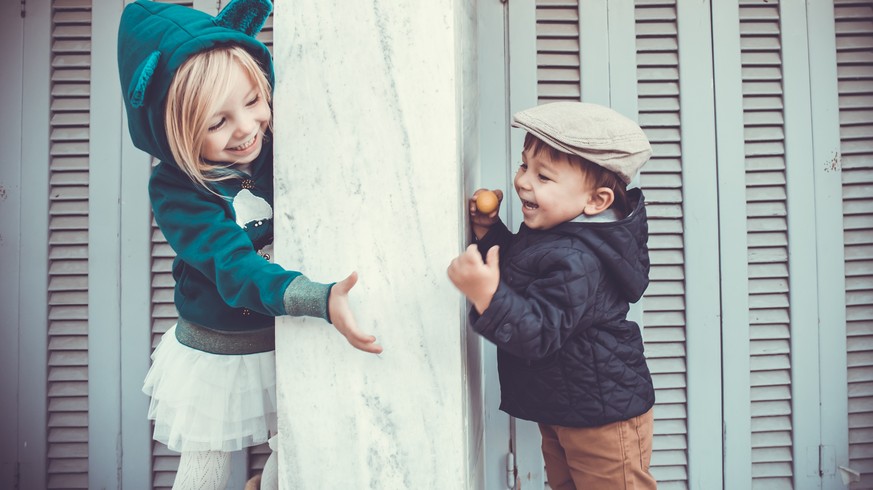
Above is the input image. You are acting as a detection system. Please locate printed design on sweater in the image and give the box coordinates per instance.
[232,189,272,228]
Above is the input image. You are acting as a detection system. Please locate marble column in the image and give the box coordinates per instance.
[272,1,482,488]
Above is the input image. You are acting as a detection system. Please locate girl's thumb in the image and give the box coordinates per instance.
[485,246,500,269]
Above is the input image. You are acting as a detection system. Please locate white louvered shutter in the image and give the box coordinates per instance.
[536,0,581,103]
[634,1,688,488]
[48,1,91,488]
[835,1,873,487]
[739,1,793,487]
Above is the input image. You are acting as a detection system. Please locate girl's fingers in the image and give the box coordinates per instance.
[357,341,383,354]
[336,271,358,293]
[341,318,381,352]
[350,335,382,353]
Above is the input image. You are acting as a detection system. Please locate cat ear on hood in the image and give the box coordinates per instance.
[128,50,161,109]
[214,0,273,37]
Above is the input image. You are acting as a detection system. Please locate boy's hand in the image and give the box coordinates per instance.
[447,244,500,314]
[470,189,503,240]
[328,272,382,354]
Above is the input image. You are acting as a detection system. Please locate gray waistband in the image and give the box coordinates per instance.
[175,317,275,355]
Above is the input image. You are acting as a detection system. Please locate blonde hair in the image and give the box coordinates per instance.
[164,45,272,192]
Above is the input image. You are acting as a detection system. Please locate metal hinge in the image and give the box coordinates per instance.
[20,0,26,18]
[506,451,516,489]
[820,445,835,477]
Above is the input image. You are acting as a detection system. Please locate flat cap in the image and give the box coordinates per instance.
[512,102,652,184]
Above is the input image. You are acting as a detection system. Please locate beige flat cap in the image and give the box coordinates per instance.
[512,102,652,184]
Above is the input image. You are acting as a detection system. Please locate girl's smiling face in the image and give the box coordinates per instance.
[200,61,271,165]
[514,146,594,230]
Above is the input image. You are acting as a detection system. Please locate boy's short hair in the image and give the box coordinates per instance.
[523,133,631,218]
[512,102,652,184]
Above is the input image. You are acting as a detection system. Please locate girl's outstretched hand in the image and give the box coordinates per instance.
[328,271,383,354]
[447,244,500,314]
[470,189,504,240]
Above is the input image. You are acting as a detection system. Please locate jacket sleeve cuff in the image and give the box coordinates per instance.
[469,282,509,335]
[476,220,511,261]
[283,275,334,323]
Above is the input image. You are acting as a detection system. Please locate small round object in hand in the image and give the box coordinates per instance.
[476,190,499,214]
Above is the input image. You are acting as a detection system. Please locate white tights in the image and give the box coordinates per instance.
[173,451,231,490]
[172,449,279,490]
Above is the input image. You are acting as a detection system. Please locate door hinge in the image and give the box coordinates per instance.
[820,445,835,477]
[20,0,26,18]
[506,451,516,489]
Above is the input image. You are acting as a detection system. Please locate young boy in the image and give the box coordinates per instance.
[448,102,657,489]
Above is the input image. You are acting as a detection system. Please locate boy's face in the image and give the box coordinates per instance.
[514,146,595,230]
[200,62,271,166]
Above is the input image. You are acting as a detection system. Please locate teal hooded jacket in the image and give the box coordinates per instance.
[118,0,331,335]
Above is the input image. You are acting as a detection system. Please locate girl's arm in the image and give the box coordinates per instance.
[149,166,329,320]
[469,247,601,361]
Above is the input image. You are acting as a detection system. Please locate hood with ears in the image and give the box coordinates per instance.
[117,0,274,164]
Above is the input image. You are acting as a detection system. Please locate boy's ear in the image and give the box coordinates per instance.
[584,187,615,216]
[215,0,273,37]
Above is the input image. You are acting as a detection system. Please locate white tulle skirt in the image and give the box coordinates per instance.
[143,325,277,453]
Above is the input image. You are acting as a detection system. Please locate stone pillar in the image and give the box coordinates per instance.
[272,1,481,488]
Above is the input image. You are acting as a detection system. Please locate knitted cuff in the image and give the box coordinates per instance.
[283,275,334,323]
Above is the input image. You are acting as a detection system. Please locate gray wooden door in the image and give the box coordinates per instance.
[503,1,696,487]
[1,1,51,489]
[495,1,858,489]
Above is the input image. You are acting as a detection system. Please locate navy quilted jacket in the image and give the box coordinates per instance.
[471,188,655,427]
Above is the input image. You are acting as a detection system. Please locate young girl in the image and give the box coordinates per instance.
[117,1,381,488]
[448,102,657,489]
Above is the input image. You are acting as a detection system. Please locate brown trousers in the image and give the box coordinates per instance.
[539,409,657,490]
